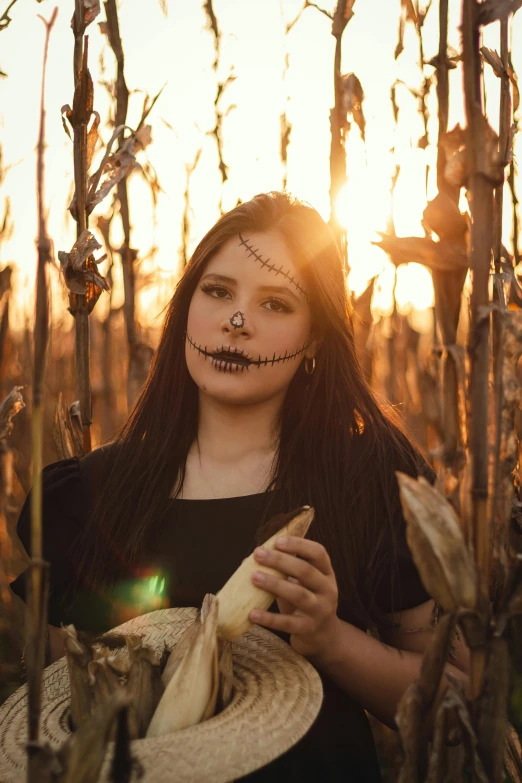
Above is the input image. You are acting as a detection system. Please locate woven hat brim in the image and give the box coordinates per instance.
[0,607,324,782]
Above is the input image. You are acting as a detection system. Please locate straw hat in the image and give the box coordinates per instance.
[0,607,323,782]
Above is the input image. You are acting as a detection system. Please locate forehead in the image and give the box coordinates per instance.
[204,230,305,293]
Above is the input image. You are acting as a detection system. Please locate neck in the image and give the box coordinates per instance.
[195,392,282,463]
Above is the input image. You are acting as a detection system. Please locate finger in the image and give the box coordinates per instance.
[249,607,314,635]
[274,536,334,576]
[253,547,325,592]
[251,569,319,614]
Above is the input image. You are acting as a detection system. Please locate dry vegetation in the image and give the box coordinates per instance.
[0,0,522,781]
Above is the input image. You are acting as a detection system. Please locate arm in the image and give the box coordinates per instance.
[308,599,470,732]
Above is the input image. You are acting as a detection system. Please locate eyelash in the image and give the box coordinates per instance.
[199,283,293,314]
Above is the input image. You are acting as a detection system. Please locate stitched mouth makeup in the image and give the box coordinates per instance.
[186,333,309,373]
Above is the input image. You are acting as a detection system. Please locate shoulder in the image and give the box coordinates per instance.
[77,443,116,491]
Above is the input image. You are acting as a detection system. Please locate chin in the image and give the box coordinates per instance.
[194,372,282,407]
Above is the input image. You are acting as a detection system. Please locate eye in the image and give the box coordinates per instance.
[263,298,293,314]
[200,283,230,300]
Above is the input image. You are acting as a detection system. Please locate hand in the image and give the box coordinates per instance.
[248,536,340,659]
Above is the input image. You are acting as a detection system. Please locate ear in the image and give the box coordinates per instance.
[305,333,323,360]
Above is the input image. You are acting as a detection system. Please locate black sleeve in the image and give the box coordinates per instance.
[373,461,435,615]
[9,457,96,628]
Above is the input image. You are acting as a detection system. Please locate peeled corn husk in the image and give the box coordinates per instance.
[216,506,314,641]
[146,594,219,737]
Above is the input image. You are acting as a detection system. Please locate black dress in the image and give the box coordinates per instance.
[10,449,431,782]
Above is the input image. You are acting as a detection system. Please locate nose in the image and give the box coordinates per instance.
[220,310,252,339]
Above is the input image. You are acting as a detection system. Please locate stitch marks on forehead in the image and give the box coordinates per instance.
[238,233,308,299]
[186,332,310,372]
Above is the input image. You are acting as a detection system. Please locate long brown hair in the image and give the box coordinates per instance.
[78,192,429,628]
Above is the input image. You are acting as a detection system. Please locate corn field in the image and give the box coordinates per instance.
[0,0,522,781]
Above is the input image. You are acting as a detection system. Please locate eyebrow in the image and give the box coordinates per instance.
[201,273,302,304]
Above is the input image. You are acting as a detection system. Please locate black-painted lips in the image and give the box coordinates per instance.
[213,352,251,366]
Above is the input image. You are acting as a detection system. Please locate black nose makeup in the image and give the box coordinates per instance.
[230,311,245,329]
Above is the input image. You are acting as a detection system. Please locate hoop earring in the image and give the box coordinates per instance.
[304,356,316,375]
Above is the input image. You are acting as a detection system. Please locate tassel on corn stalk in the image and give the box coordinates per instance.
[25,11,57,782]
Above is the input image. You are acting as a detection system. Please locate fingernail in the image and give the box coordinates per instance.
[276,536,288,547]
[255,547,267,559]
[250,610,262,620]
[253,571,266,583]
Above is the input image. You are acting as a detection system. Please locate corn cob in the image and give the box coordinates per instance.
[146,593,219,737]
[216,505,314,641]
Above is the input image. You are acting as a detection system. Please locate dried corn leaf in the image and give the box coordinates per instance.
[423,192,468,243]
[53,392,83,460]
[0,386,25,441]
[396,473,477,610]
[339,73,365,141]
[147,594,219,736]
[481,46,505,78]
[477,0,522,26]
[372,234,468,272]
[58,230,109,299]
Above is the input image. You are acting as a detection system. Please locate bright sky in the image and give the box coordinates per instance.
[0,0,521,333]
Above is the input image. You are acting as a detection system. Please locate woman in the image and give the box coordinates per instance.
[11,191,469,781]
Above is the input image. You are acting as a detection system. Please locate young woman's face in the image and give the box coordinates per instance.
[185,229,318,406]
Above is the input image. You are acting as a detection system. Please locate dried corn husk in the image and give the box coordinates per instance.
[59,690,131,783]
[200,595,220,721]
[87,656,125,710]
[161,617,201,687]
[396,473,477,611]
[126,633,164,738]
[146,594,219,737]
[61,625,93,728]
[217,640,234,711]
[217,506,314,640]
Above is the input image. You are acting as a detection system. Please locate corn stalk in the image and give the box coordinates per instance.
[26,9,57,779]
[203,0,234,217]
[430,0,467,484]
[68,1,97,454]
[328,0,355,273]
[462,0,499,668]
